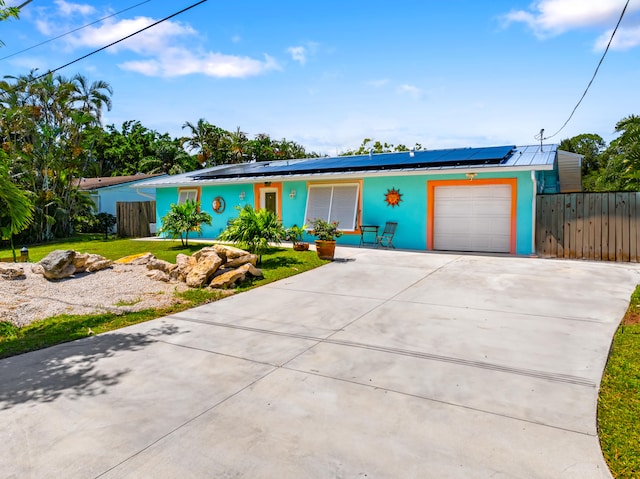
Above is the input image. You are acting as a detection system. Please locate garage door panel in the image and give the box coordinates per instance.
[433,184,512,253]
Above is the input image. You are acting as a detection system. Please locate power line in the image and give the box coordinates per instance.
[32,0,208,81]
[537,0,630,141]
[1,0,152,61]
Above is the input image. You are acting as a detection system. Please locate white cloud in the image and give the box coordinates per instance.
[503,1,627,35]
[54,0,95,17]
[397,84,422,98]
[502,0,640,49]
[65,17,197,54]
[36,11,280,79]
[287,46,307,65]
[595,24,640,51]
[120,49,280,78]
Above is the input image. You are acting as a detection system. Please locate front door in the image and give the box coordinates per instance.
[255,184,282,218]
[264,192,276,214]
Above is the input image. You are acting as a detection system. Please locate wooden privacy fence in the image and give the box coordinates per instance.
[116,201,156,238]
[536,193,640,262]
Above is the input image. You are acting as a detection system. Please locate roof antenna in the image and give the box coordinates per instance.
[539,128,544,151]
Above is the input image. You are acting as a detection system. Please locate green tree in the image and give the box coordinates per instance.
[158,199,213,246]
[592,115,640,192]
[219,205,286,264]
[0,71,112,241]
[559,133,606,190]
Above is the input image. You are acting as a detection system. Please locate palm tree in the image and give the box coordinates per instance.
[182,118,214,166]
[70,74,113,125]
[229,126,247,163]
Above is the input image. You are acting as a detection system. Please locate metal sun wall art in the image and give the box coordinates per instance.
[212,196,226,214]
[384,187,403,207]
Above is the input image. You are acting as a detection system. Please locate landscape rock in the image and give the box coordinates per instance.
[38,249,77,279]
[146,269,170,282]
[186,252,223,288]
[0,264,25,280]
[169,254,195,282]
[116,252,155,265]
[146,258,177,275]
[73,253,113,273]
[213,244,250,261]
[237,262,263,278]
[225,254,258,268]
[208,268,246,289]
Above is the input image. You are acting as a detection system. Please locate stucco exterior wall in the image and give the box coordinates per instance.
[156,170,537,255]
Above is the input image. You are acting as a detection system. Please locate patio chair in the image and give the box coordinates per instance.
[375,221,397,249]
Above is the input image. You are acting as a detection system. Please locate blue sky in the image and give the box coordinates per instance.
[2,0,640,155]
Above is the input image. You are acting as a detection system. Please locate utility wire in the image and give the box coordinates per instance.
[1,0,152,61]
[32,0,207,81]
[537,0,629,141]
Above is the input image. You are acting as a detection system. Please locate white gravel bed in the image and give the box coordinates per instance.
[0,263,190,327]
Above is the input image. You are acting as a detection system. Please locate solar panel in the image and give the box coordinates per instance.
[192,145,516,180]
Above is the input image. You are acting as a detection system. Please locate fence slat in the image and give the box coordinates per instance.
[608,194,617,261]
[556,195,564,258]
[594,193,602,261]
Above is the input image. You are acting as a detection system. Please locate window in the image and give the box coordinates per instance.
[305,184,359,230]
[178,188,198,204]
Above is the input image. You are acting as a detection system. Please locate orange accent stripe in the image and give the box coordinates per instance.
[427,178,518,254]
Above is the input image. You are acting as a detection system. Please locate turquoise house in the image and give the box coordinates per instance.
[137,144,577,256]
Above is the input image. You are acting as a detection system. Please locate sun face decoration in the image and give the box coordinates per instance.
[384,187,403,208]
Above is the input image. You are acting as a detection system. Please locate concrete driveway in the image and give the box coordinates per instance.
[1,248,639,478]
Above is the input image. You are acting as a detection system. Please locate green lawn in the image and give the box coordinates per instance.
[0,235,327,358]
[598,284,640,479]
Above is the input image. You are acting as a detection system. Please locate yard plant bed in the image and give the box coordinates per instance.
[0,236,327,359]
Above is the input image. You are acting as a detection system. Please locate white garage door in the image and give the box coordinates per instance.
[433,184,512,253]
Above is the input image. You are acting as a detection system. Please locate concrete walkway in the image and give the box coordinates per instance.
[1,248,639,478]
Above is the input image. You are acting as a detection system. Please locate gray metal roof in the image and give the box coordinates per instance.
[134,144,557,188]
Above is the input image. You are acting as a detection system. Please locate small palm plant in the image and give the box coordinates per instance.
[158,199,212,246]
[219,205,286,264]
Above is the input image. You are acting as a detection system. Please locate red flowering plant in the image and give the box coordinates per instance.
[309,218,343,241]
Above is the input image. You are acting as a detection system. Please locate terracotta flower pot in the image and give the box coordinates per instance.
[293,242,310,251]
[315,240,336,260]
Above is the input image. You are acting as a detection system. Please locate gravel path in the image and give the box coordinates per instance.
[0,263,190,327]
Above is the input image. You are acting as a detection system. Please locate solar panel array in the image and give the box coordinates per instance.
[192,145,516,180]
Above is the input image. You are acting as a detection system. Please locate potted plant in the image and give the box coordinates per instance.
[309,218,343,260]
[287,224,309,251]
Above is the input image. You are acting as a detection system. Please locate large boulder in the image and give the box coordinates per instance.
[186,252,223,288]
[38,249,77,279]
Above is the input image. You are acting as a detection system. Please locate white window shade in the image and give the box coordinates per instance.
[305,184,359,230]
[178,189,198,204]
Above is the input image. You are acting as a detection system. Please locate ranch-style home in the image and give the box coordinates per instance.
[135,144,580,256]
